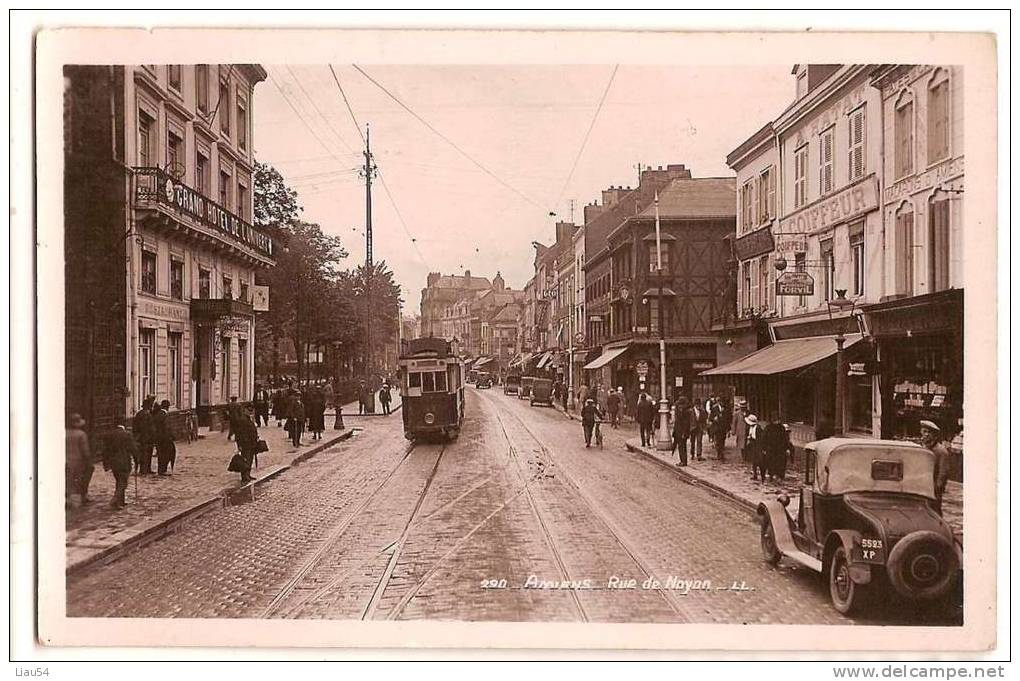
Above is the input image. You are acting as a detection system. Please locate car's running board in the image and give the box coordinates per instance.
[784,551,823,572]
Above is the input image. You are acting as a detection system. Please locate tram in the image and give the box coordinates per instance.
[398,337,465,441]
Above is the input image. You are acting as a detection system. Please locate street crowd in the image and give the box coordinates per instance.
[64,378,398,511]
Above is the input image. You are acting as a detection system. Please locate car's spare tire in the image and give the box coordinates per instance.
[886,530,959,600]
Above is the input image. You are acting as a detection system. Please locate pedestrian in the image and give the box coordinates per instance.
[636,393,656,447]
[378,383,392,415]
[226,396,242,441]
[690,399,706,461]
[132,396,155,474]
[153,399,176,476]
[307,388,326,440]
[271,388,286,427]
[606,388,621,429]
[732,399,749,461]
[616,386,627,421]
[671,396,691,466]
[233,406,259,484]
[744,414,765,481]
[358,380,368,415]
[580,398,604,448]
[253,384,271,427]
[762,414,788,483]
[65,412,92,508]
[707,395,728,460]
[920,420,952,515]
[596,384,608,414]
[289,395,306,447]
[101,416,136,508]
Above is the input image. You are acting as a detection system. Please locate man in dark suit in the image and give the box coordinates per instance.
[102,417,137,508]
[671,397,691,466]
[636,393,656,447]
[689,400,707,461]
[762,414,789,483]
[132,396,155,474]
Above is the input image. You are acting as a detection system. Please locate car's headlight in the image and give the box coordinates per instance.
[424,412,435,425]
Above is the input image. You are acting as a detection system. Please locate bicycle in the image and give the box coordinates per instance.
[593,418,604,449]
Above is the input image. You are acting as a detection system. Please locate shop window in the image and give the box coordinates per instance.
[170,258,184,300]
[141,250,157,295]
[820,239,834,301]
[794,145,809,208]
[138,110,155,167]
[849,376,873,432]
[819,128,834,195]
[198,268,211,299]
[895,92,914,178]
[196,64,209,114]
[168,332,182,408]
[927,70,950,164]
[850,224,865,297]
[895,206,915,296]
[168,65,182,92]
[848,106,866,181]
[929,197,951,292]
[139,329,156,403]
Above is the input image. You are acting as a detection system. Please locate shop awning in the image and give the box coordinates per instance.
[700,334,864,376]
[535,351,553,369]
[508,352,531,368]
[474,357,495,368]
[583,344,631,370]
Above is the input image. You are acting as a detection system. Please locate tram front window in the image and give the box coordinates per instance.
[409,372,422,389]
[422,372,435,392]
[434,372,448,392]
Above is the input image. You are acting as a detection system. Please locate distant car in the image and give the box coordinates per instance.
[503,374,521,395]
[476,373,493,389]
[530,378,554,406]
[757,438,961,615]
[519,376,534,400]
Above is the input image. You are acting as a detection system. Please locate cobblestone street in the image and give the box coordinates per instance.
[67,388,961,625]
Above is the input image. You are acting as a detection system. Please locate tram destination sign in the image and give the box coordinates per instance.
[776,271,815,296]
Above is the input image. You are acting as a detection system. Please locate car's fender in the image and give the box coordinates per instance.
[824,530,872,585]
[756,501,797,553]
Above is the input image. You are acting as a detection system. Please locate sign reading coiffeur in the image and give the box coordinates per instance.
[779,176,878,236]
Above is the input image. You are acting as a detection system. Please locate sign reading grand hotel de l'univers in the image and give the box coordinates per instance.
[143,173,274,258]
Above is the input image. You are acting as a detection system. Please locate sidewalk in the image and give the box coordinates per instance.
[625,436,963,544]
[66,417,358,574]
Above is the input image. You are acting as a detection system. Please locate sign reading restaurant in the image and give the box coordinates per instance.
[134,168,274,258]
[778,176,879,236]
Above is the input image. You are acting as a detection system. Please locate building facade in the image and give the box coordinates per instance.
[65,64,273,434]
[419,270,492,341]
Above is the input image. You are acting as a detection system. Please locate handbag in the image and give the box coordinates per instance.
[227,453,246,473]
[255,439,269,454]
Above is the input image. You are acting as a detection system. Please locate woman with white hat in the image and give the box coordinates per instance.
[744,413,765,481]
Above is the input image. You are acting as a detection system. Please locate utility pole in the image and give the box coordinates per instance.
[360,124,378,410]
[654,191,672,451]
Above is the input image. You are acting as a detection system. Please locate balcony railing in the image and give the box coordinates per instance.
[133,167,274,260]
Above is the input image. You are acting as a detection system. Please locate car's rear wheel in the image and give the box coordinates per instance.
[829,546,864,614]
[760,516,782,566]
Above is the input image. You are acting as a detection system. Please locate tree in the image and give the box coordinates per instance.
[253,161,302,236]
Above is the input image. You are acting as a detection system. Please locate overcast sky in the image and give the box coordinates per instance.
[253,65,795,312]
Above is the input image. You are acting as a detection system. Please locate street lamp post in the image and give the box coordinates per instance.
[654,192,672,451]
[826,289,857,437]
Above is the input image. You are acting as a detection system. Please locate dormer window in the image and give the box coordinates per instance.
[796,71,808,98]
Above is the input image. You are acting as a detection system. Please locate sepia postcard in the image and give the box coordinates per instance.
[24,24,1000,655]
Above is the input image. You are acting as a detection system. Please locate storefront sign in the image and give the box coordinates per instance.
[636,360,650,379]
[848,362,867,376]
[733,227,775,261]
[141,301,188,320]
[776,271,815,296]
[251,285,270,312]
[691,361,715,370]
[136,169,274,258]
[884,157,964,203]
[775,233,807,256]
[779,177,879,235]
[216,314,250,334]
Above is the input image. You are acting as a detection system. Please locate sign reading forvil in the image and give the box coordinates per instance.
[137,171,274,258]
[778,176,878,236]
[776,271,815,296]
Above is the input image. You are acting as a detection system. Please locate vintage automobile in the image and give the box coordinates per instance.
[475,372,493,389]
[503,373,521,396]
[518,376,534,400]
[530,377,554,407]
[757,438,961,615]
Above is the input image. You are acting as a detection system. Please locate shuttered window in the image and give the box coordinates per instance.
[742,261,752,313]
[820,239,834,301]
[929,198,951,292]
[757,167,773,225]
[848,106,866,181]
[928,73,950,163]
[895,97,914,178]
[895,208,915,295]
[749,258,760,312]
[794,145,808,207]
[767,166,776,219]
[758,255,770,312]
[819,128,834,195]
[740,180,754,233]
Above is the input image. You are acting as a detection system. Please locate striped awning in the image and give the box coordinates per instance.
[583,344,631,370]
[700,334,864,376]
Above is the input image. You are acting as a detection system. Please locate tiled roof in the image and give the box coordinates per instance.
[433,275,492,290]
[636,177,736,219]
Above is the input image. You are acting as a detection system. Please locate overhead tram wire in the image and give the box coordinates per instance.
[327,64,431,270]
[284,64,358,155]
[350,63,546,211]
[552,64,619,212]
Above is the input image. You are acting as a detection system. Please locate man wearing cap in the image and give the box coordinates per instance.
[580,398,603,448]
[920,420,951,515]
[102,416,137,508]
[65,413,92,507]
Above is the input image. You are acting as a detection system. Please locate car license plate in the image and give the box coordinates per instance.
[853,536,885,564]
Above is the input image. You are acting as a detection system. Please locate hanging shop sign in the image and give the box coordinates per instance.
[776,271,815,296]
[775,233,808,256]
[636,360,650,379]
[733,227,775,261]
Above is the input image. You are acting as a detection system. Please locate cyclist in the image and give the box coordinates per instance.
[580,398,605,449]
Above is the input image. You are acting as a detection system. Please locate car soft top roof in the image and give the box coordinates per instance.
[805,438,936,498]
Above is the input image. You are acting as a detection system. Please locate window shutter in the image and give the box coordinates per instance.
[765,255,775,311]
[749,258,760,310]
[849,108,865,180]
[767,167,776,218]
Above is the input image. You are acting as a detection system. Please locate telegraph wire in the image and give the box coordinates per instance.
[350,63,546,211]
[284,65,358,155]
[266,68,352,174]
[328,64,431,270]
[552,64,619,212]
